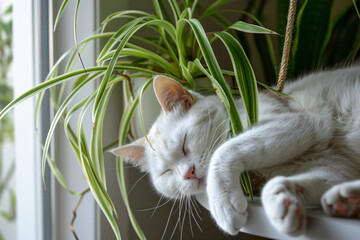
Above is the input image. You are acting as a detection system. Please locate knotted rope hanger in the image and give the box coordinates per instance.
[277,0,297,92]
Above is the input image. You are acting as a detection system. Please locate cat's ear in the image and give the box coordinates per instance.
[153,75,193,112]
[111,137,147,171]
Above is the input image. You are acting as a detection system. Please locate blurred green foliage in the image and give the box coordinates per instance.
[241,0,359,85]
[0,4,16,237]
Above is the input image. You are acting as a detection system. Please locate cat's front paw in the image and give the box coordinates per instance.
[207,175,248,235]
[262,176,306,236]
[321,180,360,218]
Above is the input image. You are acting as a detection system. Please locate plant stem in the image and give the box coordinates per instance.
[69,188,90,240]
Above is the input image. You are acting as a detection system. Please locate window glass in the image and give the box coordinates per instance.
[0,1,16,239]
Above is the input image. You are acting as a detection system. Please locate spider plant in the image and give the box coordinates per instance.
[0,0,279,239]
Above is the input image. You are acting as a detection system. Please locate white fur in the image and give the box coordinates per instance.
[116,67,360,237]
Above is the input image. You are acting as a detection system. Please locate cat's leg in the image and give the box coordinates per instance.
[321,179,360,218]
[261,169,334,236]
[261,152,360,236]
[207,112,331,235]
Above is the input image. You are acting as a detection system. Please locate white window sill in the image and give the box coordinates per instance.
[195,194,359,240]
[242,198,360,240]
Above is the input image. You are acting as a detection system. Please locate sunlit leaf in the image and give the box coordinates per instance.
[230,21,279,35]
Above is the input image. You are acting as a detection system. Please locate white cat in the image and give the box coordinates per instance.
[112,66,360,237]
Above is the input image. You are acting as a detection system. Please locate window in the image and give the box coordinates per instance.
[0,1,15,239]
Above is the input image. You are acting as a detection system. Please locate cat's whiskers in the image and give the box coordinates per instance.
[187,197,194,238]
[136,189,180,213]
[207,118,229,147]
[180,195,188,240]
[199,119,229,168]
[169,194,185,240]
[161,190,181,240]
[202,115,228,156]
[183,190,203,236]
[187,195,203,232]
[202,127,230,166]
[190,196,202,222]
[208,127,229,154]
[203,103,219,150]
[189,197,203,232]
[204,118,229,156]
[128,172,149,194]
[150,195,164,218]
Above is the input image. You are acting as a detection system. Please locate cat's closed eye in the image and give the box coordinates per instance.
[182,133,187,156]
[160,169,172,176]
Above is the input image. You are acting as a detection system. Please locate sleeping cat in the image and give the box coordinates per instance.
[112,66,360,237]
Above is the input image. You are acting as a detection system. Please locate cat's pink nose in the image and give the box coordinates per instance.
[184,166,197,180]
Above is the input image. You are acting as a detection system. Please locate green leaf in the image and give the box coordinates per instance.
[177,18,243,134]
[191,59,230,111]
[4,5,12,15]
[54,0,69,31]
[0,189,16,221]
[74,0,81,48]
[138,78,154,150]
[3,66,152,123]
[353,0,360,19]
[190,0,199,14]
[211,31,258,198]
[168,0,181,22]
[229,21,279,35]
[181,62,195,90]
[101,10,151,31]
[72,74,90,90]
[98,45,178,76]
[1,68,94,121]
[41,72,101,187]
[292,0,334,77]
[35,32,115,129]
[66,89,120,239]
[199,0,234,19]
[276,0,306,57]
[256,81,297,101]
[116,88,147,240]
[321,1,360,66]
[152,0,164,20]
[44,148,81,195]
[93,19,178,121]
[97,17,148,63]
[213,31,258,125]
[91,80,116,184]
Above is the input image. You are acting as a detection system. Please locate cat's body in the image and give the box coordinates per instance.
[113,66,360,237]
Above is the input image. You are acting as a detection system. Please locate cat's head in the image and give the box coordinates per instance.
[112,76,228,199]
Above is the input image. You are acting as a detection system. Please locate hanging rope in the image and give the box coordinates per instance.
[277,0,298,92]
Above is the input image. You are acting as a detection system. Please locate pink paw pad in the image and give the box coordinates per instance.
[296,206,303,218]
[348,197,359,204]
[327,196,360,217]
[283,198,303,218]
[333,203,349,216]
[284,198,291,208]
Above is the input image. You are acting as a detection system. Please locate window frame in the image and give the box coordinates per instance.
[13,0,51,239]
[13,0,43,239]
